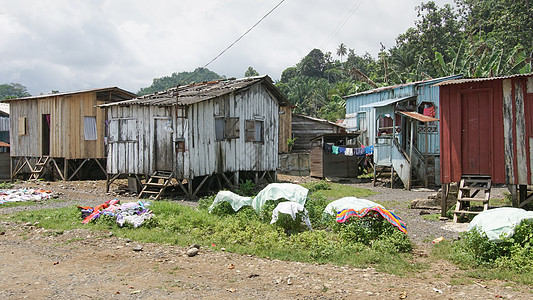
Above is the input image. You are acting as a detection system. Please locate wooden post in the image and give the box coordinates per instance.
[63,159,69,181]
[441,183,449,218]
[519,185,527,207]
[390,166,394,188]
[509,184,518,207]
[425,122,429,188]
[408,120,414,190]
[234,171,239,188]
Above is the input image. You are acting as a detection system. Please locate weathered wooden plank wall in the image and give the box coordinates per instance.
[106,82,280,179]
[9,92,108,159]
[278,106,292,154]
[440,75,532,185]
[0,116,9,131]
[291,115,343,153]
[0,152,9,179]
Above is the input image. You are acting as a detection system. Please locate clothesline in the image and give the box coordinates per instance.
[322,144,374,157]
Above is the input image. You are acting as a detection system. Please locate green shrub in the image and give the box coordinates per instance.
[371,230,412,253]
[197,195,215,211]
[450,221,533,271]
[272,211,307,234]
[209,201,236,216]
[307,181,331,193]
[335,216,396,245]
[304,194,329,228]
[0,182,14,189]
[236,180,256,197]
[258,199,284,222]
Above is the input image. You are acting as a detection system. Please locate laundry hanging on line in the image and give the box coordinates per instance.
[322,144,374,156]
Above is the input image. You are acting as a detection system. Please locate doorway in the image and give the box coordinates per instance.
[42,114,50,156]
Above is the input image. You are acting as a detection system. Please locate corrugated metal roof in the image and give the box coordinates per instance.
[1,87,137,102]
[344,75,462,98]
[0,103,8,115]
[435,73,533,86]
[100,75,288,107]
[293,113,345,128]
[360,95,414,108]
[309,132,360,141]
[397,111,439,122]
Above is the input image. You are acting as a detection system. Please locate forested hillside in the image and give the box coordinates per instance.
[137,67,226,96]
[277,0,533,121]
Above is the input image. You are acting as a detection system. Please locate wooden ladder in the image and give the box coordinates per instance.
[454,175,491,222]
[138,170,173,200]
[29,156,50,181]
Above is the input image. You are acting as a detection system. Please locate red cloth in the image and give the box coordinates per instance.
[423,107,436,118]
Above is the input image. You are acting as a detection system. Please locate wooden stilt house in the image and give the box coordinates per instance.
[99,76,291,199]
[344,75,462,189]
[3,87,137,180]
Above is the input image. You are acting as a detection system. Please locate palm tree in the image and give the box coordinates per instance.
[336,43,347,64]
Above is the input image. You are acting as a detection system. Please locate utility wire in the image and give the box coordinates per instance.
[321,0,364,49]
[203,0,286,69]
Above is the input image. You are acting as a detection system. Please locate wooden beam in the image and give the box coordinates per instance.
[220,172,235,191]
[94,158,107,176]
[176,179,189,195]
[518,185,533,208]
[192,175,209,197]
[63,159,69,182]
[50,158,65,181]
[441,183,449,218]
[106,173,121,193]
[67,158,89,181]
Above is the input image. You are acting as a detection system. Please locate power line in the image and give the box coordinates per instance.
[321,0,364,50]
[203,0,286,69]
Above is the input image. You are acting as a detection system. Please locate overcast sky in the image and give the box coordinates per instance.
[1,0,454,95]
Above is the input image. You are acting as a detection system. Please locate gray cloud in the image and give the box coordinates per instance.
[1,0,453,95]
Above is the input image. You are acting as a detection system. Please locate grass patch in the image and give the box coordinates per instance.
[301,181,377,201]
[421,214,440,221]
[0,198,62,208]
[0,182,14,189]
[3,184,417,276]
[431,221,533,285]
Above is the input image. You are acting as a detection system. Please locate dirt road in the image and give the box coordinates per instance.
[0,179,531,299]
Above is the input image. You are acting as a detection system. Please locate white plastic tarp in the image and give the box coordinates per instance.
[270,201,312,230]
[323,197,384,217]
[468,207,533,242]
[251,183,309,212]
[209,190,252,212]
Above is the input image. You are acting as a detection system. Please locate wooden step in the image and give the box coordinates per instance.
[140,190,159,194]
[459,186,490,191]
[145,183,166,187]
[457,197,489,202]
[138,170,173,200]
[454,210,483,215]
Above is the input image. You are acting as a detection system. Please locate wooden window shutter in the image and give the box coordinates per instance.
[224,117,239,139]
[245,120,255,141]
[18,117,26,136]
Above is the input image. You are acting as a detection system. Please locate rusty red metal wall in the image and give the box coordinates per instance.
[439,75,533,185]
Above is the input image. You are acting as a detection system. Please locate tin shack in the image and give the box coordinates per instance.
[99,76,291,198]
[438,73,533,211]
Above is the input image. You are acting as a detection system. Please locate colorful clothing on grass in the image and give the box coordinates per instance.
[336,206,407,234]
